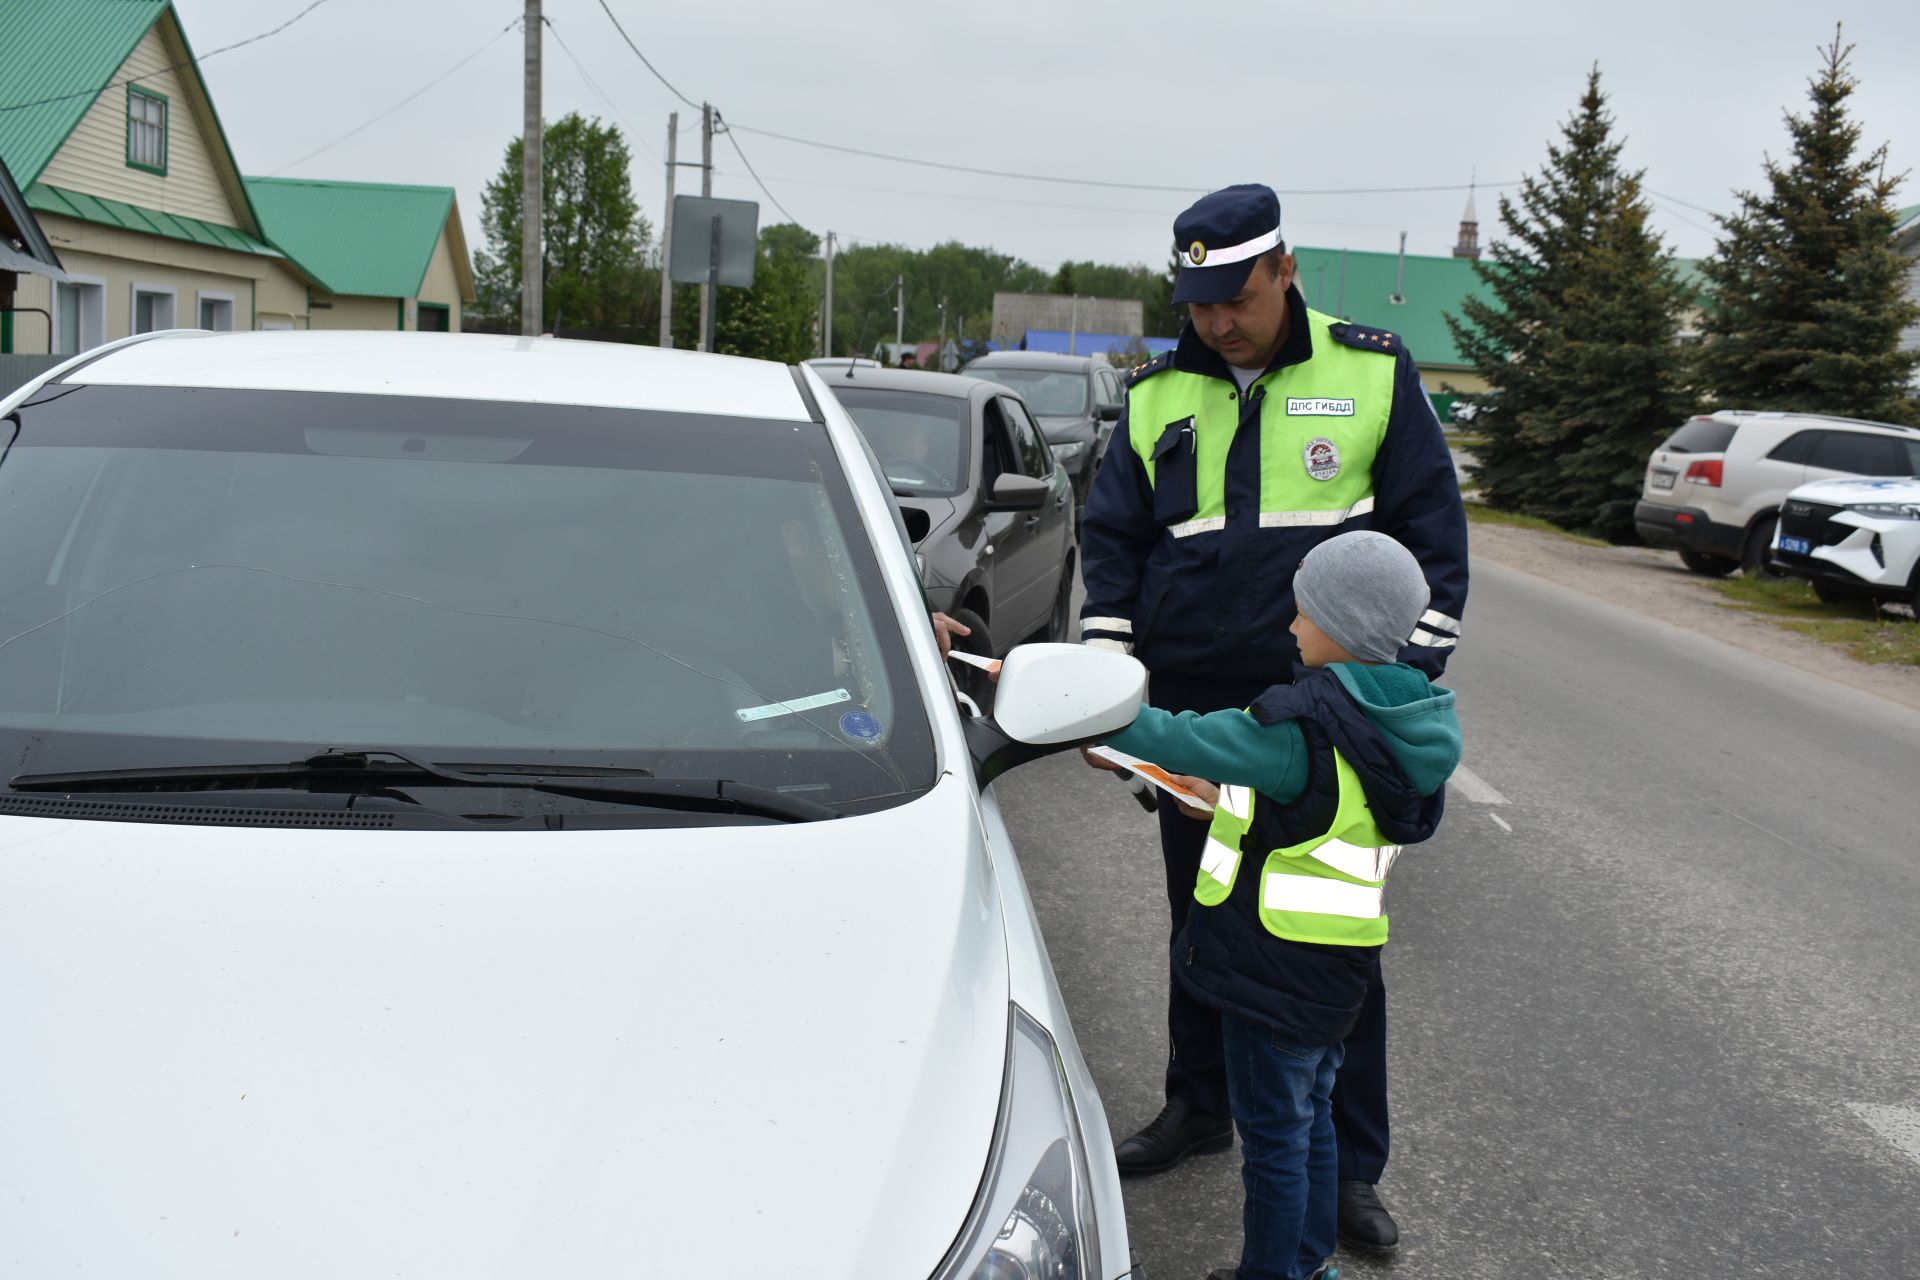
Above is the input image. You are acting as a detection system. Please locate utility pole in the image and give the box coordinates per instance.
[658,111,676,348]
[894,273,904,361]
[821,231,835,358]
[937,297,947,369]
[519,0,542,337]
[1068,293,1079,356]
[697,103,714,351]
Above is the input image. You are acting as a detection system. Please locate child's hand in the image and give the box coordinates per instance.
[1167,775,1218,821]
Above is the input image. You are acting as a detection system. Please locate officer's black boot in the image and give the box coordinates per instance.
[1113,1100,1233,1176]
[1336,1179,1400,1251]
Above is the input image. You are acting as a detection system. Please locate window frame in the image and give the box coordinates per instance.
[53,275,107,355]
[125,84,169,176]
[998,396,1054,478]
[195,291,236,333]
[130,282,178,335]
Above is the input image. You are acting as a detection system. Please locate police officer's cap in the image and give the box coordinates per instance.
[1171,184,1283,305]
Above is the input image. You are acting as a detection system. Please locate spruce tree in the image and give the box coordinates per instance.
[1447,69,1691,539]
[1697,28,1919,424]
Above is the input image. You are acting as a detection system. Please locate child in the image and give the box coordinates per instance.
[1102,530,1461,1280]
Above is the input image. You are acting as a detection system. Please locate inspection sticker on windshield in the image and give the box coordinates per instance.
[735,688,852,722]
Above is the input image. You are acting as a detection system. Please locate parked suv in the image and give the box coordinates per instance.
[958,352,1125,529]
[1772,476,1920,612]
[1635,410,1920,577]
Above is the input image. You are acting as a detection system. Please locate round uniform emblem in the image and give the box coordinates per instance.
[1303,437,1341,481]
[1187,240,1208,265]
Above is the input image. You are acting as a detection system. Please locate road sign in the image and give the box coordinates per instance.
[668,196,759,288]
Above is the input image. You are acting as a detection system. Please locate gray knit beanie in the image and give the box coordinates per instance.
[1292,530,1430,663]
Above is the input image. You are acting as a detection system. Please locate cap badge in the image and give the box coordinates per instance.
[1187,240,1208,265]
[1303,437,1342,482]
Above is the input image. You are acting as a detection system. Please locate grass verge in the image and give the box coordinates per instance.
[1712,575,1920,667]
[1464,502,1610,548]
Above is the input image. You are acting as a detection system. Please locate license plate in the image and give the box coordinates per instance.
[1650,472,1675,490]
[1779,535,1812,555]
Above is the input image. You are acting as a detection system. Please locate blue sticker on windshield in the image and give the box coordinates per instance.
[840,710,882,742]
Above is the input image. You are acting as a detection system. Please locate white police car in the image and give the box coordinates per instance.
[0,330,1145,1278]
[1772,476,1920,612]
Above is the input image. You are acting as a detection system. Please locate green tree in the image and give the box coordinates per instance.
[1447,68,1693,540]
[716,223,821,362]
[1696,28,1919,423]
[475,113,652,332]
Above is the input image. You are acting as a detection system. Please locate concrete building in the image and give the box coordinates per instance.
[1897,203,1920,378]
[991,293,1142,345]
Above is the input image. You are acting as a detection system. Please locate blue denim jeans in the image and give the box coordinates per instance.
[1221,1013,1345,1280]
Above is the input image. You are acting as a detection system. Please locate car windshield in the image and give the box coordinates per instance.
[965,368,1088,417]
[0,385,935,817]
[828,387,968,497]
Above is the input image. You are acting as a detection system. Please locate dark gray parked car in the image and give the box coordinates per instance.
[958,352,1126,529]
[818,367,1076,699]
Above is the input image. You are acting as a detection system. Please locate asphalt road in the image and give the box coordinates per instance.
[994,558,1920,1279]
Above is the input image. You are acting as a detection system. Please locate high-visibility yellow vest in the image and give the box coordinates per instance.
[1125,307,1398,539]
[1195,746,1399,947]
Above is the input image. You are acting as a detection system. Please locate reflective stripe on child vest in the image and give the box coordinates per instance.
[1192,746,1401,948]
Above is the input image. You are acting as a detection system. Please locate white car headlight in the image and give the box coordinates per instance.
[1848,502,1920,520]
[930,1006,1100,1280]
[1051,441,1087,465]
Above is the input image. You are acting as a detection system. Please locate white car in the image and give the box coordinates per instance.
[1773,475,1920,611]
[1635,410,1920,577]
[0,331,1144,1278]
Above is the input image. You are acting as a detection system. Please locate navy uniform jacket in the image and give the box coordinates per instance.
[1080,285,1468,681]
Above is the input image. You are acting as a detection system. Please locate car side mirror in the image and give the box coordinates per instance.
[983,473,1048,512]
[901,506,932,542]
[963,643,1147,785]
[1096,402,1122,422]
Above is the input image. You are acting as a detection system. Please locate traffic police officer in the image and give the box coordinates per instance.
[1079,184,1467,1252]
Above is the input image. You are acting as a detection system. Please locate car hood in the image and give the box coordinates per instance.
[0,774,1008,1277]
[1787,476,1920,505]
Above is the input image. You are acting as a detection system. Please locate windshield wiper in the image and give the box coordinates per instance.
[8,749,839,823]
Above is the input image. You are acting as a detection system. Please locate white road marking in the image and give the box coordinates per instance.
[1850,1103,1920,1170]
[1489,814,1513,833]
[1449,764,1509,806]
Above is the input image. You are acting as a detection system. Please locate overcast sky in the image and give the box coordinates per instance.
[185,0,1920,272]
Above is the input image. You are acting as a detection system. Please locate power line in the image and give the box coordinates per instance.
[715,112,801,226]
[728,120,1517,198]
[266,19,517,176]
[543,15,663,167]
[0,0,338,114]
[591,0,700,110]
[1647,188,1724,219]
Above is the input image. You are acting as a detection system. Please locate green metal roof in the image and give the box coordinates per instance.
[28,181,280,257]
[1896,204,1920,235]
[0,1,168,187]
[244,176,456,299]
[1291,246,1487,368]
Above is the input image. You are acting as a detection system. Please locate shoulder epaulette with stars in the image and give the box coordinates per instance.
[1327,322,1406,357]
[1124,349,1175,388]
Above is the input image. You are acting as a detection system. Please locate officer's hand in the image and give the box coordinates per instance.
[1168,775,1218,821]
[1082,747,1124,773]
[930,611,970,659]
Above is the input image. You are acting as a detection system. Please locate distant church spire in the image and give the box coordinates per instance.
[1453,173,1481,261]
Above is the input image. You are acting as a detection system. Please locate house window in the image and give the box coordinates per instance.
[416,303,450,332]
[132,284,176,334]
[197,293,235,332]
[127,86,168,173]
[56,278,107,354]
